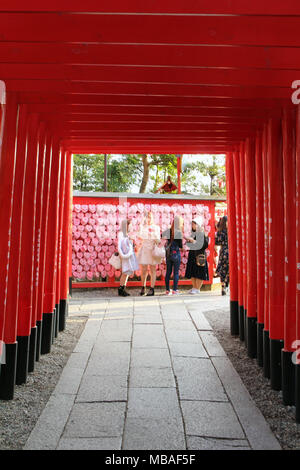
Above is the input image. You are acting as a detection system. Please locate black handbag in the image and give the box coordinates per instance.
[196,253,206,267]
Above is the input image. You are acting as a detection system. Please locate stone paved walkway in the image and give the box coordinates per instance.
[24,293,281,450]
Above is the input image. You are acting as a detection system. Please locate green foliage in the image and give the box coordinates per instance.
[182,156,226,196]
[73,154,142,192]
[72,153,226,196]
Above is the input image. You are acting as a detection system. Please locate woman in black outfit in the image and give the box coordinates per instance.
[185,217,209,294]
[162,216,184,295]
[215,216,229,295]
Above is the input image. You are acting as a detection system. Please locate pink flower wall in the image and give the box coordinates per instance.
[72,200,214,283]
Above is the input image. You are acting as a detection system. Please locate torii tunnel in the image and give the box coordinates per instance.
[1,2,300,424]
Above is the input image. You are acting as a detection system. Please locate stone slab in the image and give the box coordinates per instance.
[199,331,227,357]
[76,374,128,402]
[127,387,182,420]
[132,324,168,349]
[168,341,208,359]
[57,437,122,450]
[63,402,126,438]
[163,320,195,331]
[172,357,227,401]
[187,436,250,450]
[165,329,202,344]
[181,401,245,439]
[188,311,213,331]
[212,357,282,450]
[123,418,186,450]
[24,393,75,450]
[129,367,175,388]
[131,348,172,369]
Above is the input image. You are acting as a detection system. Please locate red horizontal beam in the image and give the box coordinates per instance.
[67,147,230,154]
[0,15,300,47]
[1,57,298,90]
[5,80,292,100]
[28,104,278,118]
[0,64,298,92]
[57,122,258,131]
[1,0,300,15]
[18,92,283,109]
[1,40,300,71]
[41,113,266,124]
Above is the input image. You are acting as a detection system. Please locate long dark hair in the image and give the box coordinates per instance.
[217,216,228,232]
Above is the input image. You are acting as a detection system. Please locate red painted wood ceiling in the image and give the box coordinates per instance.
[1,1,299,154]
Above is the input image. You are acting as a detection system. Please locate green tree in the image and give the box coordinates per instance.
[182,156,226,196]
[73,154,142,192]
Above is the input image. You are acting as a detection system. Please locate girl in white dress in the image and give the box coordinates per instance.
[117,219,139,296]
[136,211,160,296]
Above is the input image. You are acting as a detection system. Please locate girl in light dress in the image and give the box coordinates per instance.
[117,219,139,297]
[136,211,161,296]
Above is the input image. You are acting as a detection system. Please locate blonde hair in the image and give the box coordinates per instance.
[142,210,154,225]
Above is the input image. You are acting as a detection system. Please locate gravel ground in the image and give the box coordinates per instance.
[1,287,299,450]
[0,313,87,450]
[204,308,300,451]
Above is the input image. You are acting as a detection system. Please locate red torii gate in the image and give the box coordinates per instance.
[0,1,300,424]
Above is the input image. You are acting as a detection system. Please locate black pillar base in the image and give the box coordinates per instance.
[257,323,264,368]
[15,335,30,385]
[270,338,284,391]
[0,343,18,400]
[239,305,245,342]
[263,329,270,379]
[247,317,257,359]
[41,312,54,355]
[296,364,300,424]
[230,301,239,336]
[69,277,72,297]
[54,304,59,339]
[59,299,67,332]
[281,350,295,406]
[244,309,248,349]
[35,320,42,362]
[52,307,57,343]
[28,327,37,373]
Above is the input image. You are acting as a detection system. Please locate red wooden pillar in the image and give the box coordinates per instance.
[233,149,244,340]
[226,152,239,335]
[239,142,248,342]
[69,154,74,297]
[54,150,67,339]
[16,113,40,385]
[0,91,19,396]
[29,121,47,373]
[255,131,265,367]
[36,133,52,361]
[262,123,271,379]
[267,117,285,391]
[281,107,296,405]
[41,139,61,354]
[59,152,73,331]
[245,137,257,358]
[295,105,300,423]
[0,105,28,399]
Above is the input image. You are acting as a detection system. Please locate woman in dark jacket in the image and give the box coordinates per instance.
[185,217,209,294]
[162,216,184,295]
[215,216,229,295]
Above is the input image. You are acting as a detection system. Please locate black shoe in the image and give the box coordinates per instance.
[123,288,130,297]
[140,287,146,296]
[146,287,155,296]
[118,286,128,297]
[222,288,226,296]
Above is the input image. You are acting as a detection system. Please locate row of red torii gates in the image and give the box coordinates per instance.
[226,109,300,423]
[1,2,300,427]
[0,83,72,398]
